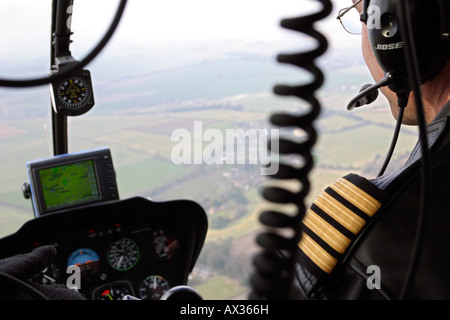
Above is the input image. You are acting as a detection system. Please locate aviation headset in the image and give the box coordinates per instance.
[362,0,450,95]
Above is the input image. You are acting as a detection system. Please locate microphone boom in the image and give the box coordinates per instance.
[347,72,394,110]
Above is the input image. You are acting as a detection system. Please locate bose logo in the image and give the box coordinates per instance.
[375,42,404,50]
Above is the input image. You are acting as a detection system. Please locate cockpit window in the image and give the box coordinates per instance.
[0,0,416,299]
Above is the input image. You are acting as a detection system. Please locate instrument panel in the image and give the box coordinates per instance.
[0,197,208,300]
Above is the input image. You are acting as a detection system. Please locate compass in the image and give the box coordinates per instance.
[51,69,95,116]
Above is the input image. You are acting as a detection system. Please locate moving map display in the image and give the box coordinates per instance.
[39,160,100,211]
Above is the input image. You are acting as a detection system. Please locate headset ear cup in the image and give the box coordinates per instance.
[366,0,445,93]
[367,0,406,92]
[412,0,448,83]
[429,0,450,81]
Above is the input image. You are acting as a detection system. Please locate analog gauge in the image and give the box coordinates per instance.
[50,69,95,116]
[139,275,170,300]
[93,283,132,300]
[152,229,178,260]
[55,76,91,108]
[67,248,100,273]
[106,237,140,271]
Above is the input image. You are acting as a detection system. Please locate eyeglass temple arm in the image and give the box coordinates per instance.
[336,0,364,19]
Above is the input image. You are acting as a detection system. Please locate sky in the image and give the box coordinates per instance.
[0,0,360,78]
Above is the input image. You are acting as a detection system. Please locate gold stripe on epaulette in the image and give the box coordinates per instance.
[298,233,337,274]
[331,178,382,217]
[303,209,351,254]
[315,192,366,235]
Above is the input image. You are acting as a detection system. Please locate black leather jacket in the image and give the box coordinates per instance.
[294,101,450,300]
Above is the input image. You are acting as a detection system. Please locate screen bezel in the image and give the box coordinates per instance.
[27,148,116,217]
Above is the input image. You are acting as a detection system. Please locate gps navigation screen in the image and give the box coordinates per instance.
[38,160,100,210]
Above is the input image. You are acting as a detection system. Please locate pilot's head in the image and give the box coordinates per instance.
[349,0,450,125]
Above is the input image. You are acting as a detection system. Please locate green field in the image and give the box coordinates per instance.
[193,275,247,300]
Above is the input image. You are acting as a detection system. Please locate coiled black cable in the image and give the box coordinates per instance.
[249,0,332,300]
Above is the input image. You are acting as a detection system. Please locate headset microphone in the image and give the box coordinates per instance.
[347,83,379,110]
[346,72,394,111]
[358,83,379,104]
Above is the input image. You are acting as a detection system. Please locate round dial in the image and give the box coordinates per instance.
[139,275,170,300]
[152,229,178,260]
[67,248,100,273]
[94,284,132,300]
[51,69,95,116]
[55,76,91,109]
[67,248,99,266]
[67,248,100,274]
[106,237,140,271]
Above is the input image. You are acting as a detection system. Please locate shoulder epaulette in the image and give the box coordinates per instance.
[298,173,387,280]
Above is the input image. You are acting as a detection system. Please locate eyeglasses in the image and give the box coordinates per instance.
[337,0,363,35]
